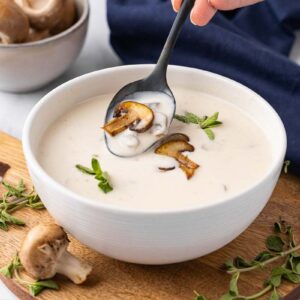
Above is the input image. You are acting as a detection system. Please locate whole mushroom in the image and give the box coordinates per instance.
[0,0,29,44]
[19,223,92,284]
[26,27,50,42]
[14,0,64,30]
[50,0,76,35]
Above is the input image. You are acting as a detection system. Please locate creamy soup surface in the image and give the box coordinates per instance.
[39,87,272,210]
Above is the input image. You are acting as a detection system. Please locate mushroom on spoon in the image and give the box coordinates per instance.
[103,0,195,157]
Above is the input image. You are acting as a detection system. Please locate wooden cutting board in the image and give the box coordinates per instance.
[0,131,300,300]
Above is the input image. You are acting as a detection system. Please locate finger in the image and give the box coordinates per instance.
[190,0,217,26]
[210,0,263,10]
[172,0,183,12]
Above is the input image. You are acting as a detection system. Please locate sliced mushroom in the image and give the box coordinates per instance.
[50,0,76,35]
[103,101,154,136]
[0,0,29,44]
[19,224,92,284]
[158,166,176,172]
[155,133,190,147]
[0,162,10,178]
[179,164,197,180]
[15,0,64,30]
[155,136,199,179]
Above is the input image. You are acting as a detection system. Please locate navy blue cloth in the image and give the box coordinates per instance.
[107,0,300,175]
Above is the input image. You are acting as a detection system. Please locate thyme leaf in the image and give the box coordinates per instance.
[28,280,59,296]
[76,158,113,194]
[1,254,59,296]
[174,112,222,140]
[283,160,291,174]
[195,219,300,299]
[0,180,44,231]
[0,254,21,278]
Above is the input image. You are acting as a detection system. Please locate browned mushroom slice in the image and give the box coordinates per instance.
[103,101,154,136]
[158,166,176,172]
[179,164,197,180]
[0,161,10,178]
[155,139,199,179]
[155,133,190,147]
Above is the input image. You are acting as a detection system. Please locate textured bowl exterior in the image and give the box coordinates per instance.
[0,0,89,93]
[23,65,287,264]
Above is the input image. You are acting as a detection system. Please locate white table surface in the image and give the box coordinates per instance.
[0,0,300,297]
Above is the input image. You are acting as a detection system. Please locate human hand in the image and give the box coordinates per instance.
[172,0,263,26]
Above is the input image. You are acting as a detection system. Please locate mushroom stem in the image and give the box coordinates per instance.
[0,32,10,44]
[56,251,92,284]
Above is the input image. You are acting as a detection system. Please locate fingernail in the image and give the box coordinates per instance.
[171,0,177,11]
[190,18,198,25]
[190,11,199,26]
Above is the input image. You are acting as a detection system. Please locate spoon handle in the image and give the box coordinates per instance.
[150,0,195,81]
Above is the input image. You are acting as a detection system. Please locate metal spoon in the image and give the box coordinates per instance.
[105,0,195,156]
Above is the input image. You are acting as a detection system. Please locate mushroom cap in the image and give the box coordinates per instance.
[19,223,69,280]
[26,27,50,42]
[103,101,155,136]
[50,0,76,35]
[14,0,65,30]
[155,136,199,179]
[0,0,29,44]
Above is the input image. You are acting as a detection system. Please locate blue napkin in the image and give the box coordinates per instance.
[107,0,300,175]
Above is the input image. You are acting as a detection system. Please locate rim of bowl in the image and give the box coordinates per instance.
[0,0,89,49]
[23,64,287,216]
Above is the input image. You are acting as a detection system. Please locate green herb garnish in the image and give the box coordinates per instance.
[194,291,207,300]
[194,219,300,299]
[174,112,222,140]
[283,160,291,174]
[0,254,21,278]
[76,158,113,194]
[1,254,59,296]
[27,280,59,296]
[0,180,44,231]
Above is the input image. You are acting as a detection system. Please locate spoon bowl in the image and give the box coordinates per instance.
[104,0,195,156]
[104,74,176,157]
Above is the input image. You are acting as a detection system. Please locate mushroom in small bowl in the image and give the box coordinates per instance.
[0,0,89,92]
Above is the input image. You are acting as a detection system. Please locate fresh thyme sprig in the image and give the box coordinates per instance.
[195,219,300,300]
[174,112,222,140]
[76,158,113,194]
[0,253,59,296]
[0,253,21,278]
[0,180,44,231]
[283,160,291,174]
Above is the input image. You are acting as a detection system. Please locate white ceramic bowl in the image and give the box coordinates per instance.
[23,65,286,264]
[0,0,89,93]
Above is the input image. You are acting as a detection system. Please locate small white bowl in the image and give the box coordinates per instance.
[23,65,286,264]
[0,0,89,93]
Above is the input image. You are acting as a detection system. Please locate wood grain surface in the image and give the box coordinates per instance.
[0,131,299,300]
